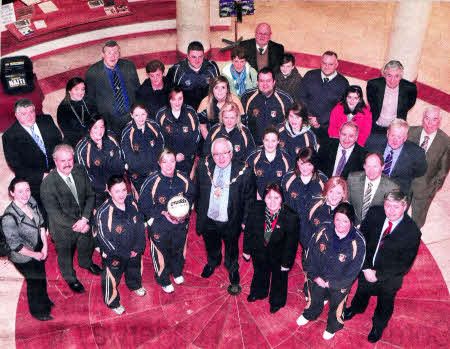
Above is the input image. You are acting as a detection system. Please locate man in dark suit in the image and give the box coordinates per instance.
[296,51,349,144]
[318,121,366,179]
[195,138,256,295]
[365,119,427,195]
[347,152,399,225]
[240,23,284,72]
[408,107,449,227]
[41,144,101,293]
[2,98,62,222]
[367,60,417,134]
[85,40,140,136]
[344,191,421,343]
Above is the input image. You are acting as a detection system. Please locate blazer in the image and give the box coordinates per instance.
[2,114,62,195]
[347,171,400,225]
[317,138,366,179]
[364,134,427,194]
[243,202,299,269]
[360,206,421,289]
[85,59,140,134]
[408,127,449,199]
[240,38,284,72]
[40,164,95,242]
[366,77,417,127]
[195,158,256,235]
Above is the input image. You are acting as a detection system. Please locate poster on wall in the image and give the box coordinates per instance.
[219,0,254,18]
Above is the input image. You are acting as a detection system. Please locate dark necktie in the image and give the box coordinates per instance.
[420,135,430,151]
[258,48,264,55]
[112,70,126,114]
[379,221,392,248]
[334,149,346,176]
[382,150,394,176]
[361,182,373,221]
[323,77,329,84]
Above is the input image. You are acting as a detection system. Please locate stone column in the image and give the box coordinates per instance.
[176,0,210,58]
[385,0,432,81]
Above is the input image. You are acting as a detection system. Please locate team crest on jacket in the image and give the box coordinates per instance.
[133,144,140,151]
[319,243,326,252]
[255,168,263,177]
[338,253,347,262]
[115,225,123,234]
[159,196,166,204]
[341,288,347,293]
[279,141,285,148]
[93,229,98,237]
[94,159,101,166]
[276,170,282,177]
[150,140,155,147]
[112,260,119,266]
[253,108,259,116]
[291,191,298,199]
[132,173,138,179]
[185,80,191,86]
[295,147,300,154]
[166,125,171,133]
[271,111,277,118]
[110,150,114,157]
[313,218,320,226]
[234,144,240,152]
[133,216,137,224]
[205,77,211,84]
[153,233,160,239]
[183,126,189,133]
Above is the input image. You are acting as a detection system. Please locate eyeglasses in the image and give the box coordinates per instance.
[212,150,231,157]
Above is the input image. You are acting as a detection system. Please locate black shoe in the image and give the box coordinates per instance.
[227,284,242,296]
[229,270,240,285]
[68,280,85,293]
[86,264,102,275]
[368,326,384,343]
[48,300,55,307]
[270,305,282,314]
[247,294,265,302]
[343,307,355,321]
[201,264,215,278]
[34,314,53,321]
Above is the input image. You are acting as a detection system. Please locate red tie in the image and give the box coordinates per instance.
[379,221,392,248]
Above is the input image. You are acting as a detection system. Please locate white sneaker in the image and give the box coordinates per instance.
[305,296,309,302]
[134,287,146,296]
[323,330,335,340]
[112,304,125,314]
[296,315,309,326]
[324,300,328,305]
[174,276,184,284]
[162,284,174,293]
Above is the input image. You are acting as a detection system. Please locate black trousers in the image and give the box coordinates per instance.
[14,259,52,318]
[203,218,240,284]
[250,253,289,307]
[53,230,94,284]
[101,254,142,309]
[349,274,399,330]
[303,280,350,334]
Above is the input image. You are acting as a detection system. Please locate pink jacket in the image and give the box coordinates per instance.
[328,103,372,146]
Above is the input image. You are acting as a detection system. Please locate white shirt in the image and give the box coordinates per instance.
[333,143,355,175]
[256,43,268,54]
[363,175,382,204]
[321,71,338,82]
[21,122,44,143]
[419,129,437,152]
[372,215,404,266]
[377,85,399,127]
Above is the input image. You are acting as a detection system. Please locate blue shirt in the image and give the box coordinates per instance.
[383,143,404,174]
[207,164,231,222]
[105,64,131,115]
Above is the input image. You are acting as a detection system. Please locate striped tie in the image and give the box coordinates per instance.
[420,136,430,152]
[382,150,393,176]
[361,182,373,221]
[30,124,48,167]
[334,149,346,176]
[112,70,126,114]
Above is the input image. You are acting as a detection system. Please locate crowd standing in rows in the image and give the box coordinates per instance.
[2,22,449,345]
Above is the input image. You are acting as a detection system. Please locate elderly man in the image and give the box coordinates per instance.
[344,191,421,343]
[317,121,366,179]
[41,144,101,293]
[241,67,293,145]
[408,107,449,227]
[85,40,140,135]
[365,119,427,195]
[166,41,219,109]
[195,138,256,295]
[297,51,349,144]
[347,152,399,225]
[2,98,62,222]
[367,60,417,134]
[240,22,284,72]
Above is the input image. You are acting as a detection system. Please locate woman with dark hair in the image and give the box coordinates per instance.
[57,77,92,147]
[121,103,165,199]
[243,182,299,313]
[197,75,244,139]
[296,202,366,341]
[278,102,318,158]
[328,85,372,146]
[155,88,201,177]
[94,175,146,315]
[75,114,125,207]
[2,178,53,321]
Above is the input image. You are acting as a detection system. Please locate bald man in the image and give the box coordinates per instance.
[408,107,449,227]
[240,23,284,72]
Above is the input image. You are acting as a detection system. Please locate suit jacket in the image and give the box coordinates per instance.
[195,158,256,235]
[2,114,62,195]
[240,38,284,72]
[85,58,140,134]
[347,171,400,225]
[40,164,95,242]
[366,77,417,127]
[360,206,421,289]
[243,202,299,269]
[318,139,366,179]
[365,134,427,194]
[408,127,449,199]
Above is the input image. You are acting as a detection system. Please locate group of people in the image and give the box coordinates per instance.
[1,22,448,345]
